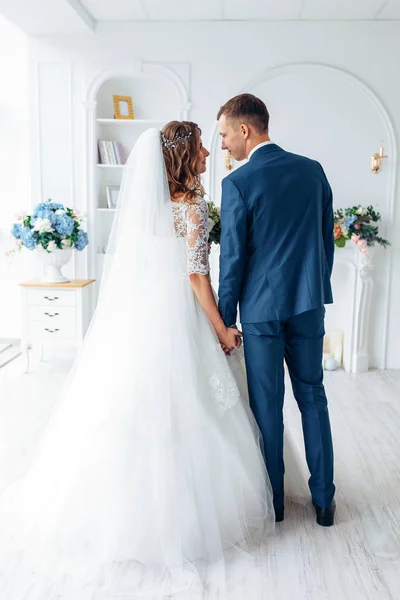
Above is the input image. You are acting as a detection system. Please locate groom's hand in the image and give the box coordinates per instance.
[220,330,242,355]
[229,325,242,349]
[218,327,242,352]
[213,318,242,351]
[232,328,243,349]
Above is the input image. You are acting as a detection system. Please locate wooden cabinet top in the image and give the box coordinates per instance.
[20,279,95,289]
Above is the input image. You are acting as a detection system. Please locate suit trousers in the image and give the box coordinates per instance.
[242,308,335,509]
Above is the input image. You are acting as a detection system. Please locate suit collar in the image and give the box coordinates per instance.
[249,143,283,160]
[248,140,274,160]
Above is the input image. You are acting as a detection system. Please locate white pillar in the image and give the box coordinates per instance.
[351,251,374,372]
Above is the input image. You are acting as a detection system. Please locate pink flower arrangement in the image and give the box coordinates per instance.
[333,205,389,255]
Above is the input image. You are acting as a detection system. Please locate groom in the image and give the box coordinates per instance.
[217,94,336,526]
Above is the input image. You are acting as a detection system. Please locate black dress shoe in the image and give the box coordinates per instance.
[313,501,335,527]
[274,506,284,523]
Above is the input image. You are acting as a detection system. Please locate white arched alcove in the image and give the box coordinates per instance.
[86,61,190,115]
[83,61,191,295]
[208,63,397,370]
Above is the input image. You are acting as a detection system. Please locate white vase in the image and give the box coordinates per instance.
[39,248,72,283]
[323,357,339,371]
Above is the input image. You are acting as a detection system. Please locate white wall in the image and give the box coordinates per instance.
[0,15,31,339]
[22,21,400,367]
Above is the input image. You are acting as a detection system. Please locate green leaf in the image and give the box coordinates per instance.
[334,236,347,248]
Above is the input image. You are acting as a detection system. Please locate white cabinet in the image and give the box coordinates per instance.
[20,279,95,372]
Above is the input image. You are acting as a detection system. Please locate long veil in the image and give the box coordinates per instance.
[0,128,275,600]
[99,127,180,295]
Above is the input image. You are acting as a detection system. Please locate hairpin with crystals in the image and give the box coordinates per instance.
[161,131,192,149]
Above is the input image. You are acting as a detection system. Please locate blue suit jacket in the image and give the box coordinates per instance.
[218,144,334,326]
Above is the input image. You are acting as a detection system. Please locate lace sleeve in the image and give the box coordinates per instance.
[185,200,210,275]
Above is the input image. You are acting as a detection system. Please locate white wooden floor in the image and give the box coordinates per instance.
[0,354,399,600]
[0,340,20,369]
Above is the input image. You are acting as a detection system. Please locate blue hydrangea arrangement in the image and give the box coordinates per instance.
[8,200,89,256]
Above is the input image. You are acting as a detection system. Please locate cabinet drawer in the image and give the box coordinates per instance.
[27,320,76,341]
[26,288,76,307]
[27,306,76,329]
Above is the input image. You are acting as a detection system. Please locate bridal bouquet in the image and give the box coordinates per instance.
[8,199,89,257]
[207,200,221,245]
[333,205,390,256]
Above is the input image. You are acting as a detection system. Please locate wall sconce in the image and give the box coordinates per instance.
[371,146,387,173]
[224,151,235,172]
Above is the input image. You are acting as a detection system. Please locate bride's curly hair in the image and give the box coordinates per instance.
[161,121,205,204]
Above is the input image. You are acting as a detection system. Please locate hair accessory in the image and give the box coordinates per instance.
[161,131,192,149]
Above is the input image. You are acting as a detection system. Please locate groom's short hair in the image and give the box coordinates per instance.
[217,94,269,134]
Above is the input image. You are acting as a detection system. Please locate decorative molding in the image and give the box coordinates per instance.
[180,101,192,118]
[83,100,97,110]
[85,61,190,106]
[353,257,375,372]
[208,61,397,369]
[34,63,43,207]
[83,102,97,282]
[67,63,77,279]
[86,65,142,101]
[35,63,77,279]
[144,62,189,105]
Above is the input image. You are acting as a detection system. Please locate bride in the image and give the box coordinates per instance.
[0,123,278,599]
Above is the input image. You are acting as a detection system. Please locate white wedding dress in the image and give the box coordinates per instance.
[0,129,277,600]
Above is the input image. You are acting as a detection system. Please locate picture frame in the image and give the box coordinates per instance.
[106,185,120,209]
[113,95,134,120]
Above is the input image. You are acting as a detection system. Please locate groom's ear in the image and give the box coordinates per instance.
[240,123,250,139]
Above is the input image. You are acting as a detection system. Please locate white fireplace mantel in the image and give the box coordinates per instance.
[330,245,375,373]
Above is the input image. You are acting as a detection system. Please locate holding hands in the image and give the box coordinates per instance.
[212,318,242,355]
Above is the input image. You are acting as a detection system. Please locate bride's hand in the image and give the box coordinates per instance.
[214,322,242,351]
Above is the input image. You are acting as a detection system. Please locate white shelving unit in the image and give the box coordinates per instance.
[90,71,188,292]
[95,118,166,251]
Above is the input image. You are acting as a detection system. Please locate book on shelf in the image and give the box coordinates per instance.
[98,141,126,165]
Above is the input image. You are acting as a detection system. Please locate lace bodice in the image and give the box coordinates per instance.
[171,198,210,276]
